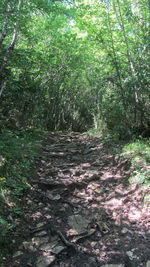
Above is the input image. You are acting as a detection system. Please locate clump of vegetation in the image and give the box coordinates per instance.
[122,139,150,185]
[87,119,107,138]
[88,124,150,186]
[0,129,42,258]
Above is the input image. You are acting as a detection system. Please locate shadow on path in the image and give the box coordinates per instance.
[9,132,150,267]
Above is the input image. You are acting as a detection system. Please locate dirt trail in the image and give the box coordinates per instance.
[10,133,150,267]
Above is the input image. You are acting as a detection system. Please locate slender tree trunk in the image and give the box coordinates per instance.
[0,0,23,97]
[0,2,11,46]
[0,21,7,47]
[107,8,127,110]
[113,0,139,122]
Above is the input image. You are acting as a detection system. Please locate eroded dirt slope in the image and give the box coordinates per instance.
[9,133,150,267]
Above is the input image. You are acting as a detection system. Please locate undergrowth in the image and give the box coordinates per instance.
[122,139,150,186]
[0,129,43,262]
[87,127,150,186]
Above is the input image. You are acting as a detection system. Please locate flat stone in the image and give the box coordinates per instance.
[91,241,97,247]
[68,214,90,235]
[13,251,23,258]
[40,243,54,251]
[52,245,65,254]
[27,199,32,205]
[126,250,137,260]
[36,222,46,228]
[46,191,61,200]
[32,236,49,247]
[36,255,55,267]
[23,241,33,250]
[35,231,47,237]
[40,235,65,254]
[146,261,150,267]
[121,227,128,234]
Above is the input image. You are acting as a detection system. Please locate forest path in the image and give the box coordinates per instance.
[10,132,150,267]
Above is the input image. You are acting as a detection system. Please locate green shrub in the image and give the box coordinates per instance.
[0,129,43,255]
[122,139,150,185]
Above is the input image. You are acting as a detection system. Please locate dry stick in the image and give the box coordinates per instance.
[56,230,77,249]
[30,226,77,249]
[73,229,97,243]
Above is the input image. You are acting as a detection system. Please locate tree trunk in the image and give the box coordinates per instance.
[0,0,22,97]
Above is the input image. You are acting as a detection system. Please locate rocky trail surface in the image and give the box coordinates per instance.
[9,133,150,267]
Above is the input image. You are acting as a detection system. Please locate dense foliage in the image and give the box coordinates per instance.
[0,0,149,137]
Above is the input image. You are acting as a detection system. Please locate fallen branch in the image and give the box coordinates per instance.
[56,230,77,249]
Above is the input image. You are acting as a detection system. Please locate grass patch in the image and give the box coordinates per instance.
[0,129,43,261]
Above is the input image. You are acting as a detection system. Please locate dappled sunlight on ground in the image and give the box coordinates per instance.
[9,133,150,267]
